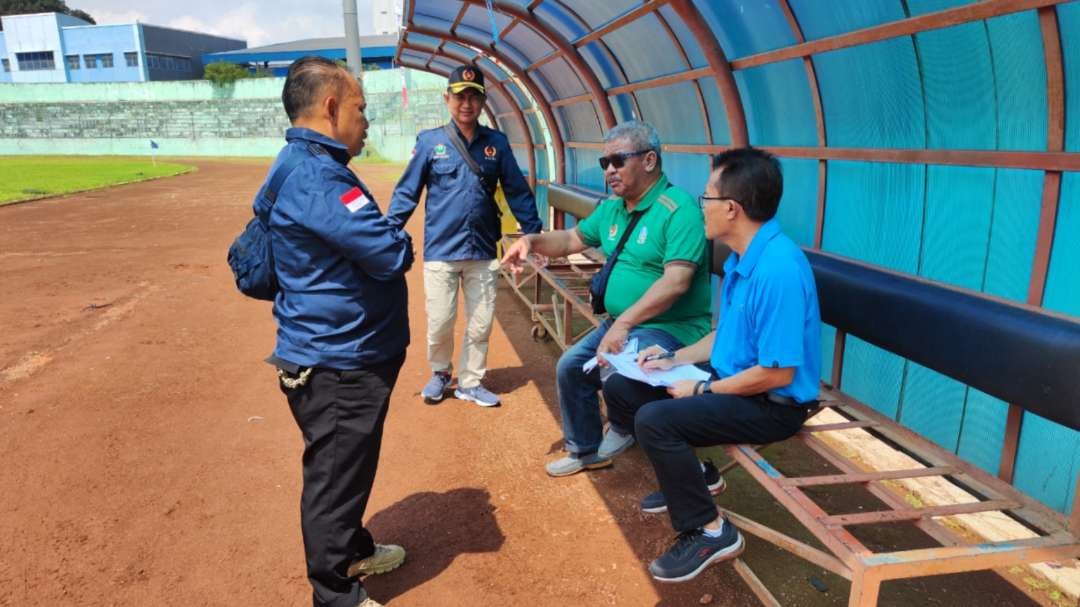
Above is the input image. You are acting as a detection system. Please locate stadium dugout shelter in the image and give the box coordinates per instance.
[397,1,1080,605]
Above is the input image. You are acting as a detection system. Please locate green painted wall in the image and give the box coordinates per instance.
[0,69,451,161]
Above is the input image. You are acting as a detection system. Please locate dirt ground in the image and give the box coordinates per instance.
[0,160,1046,606]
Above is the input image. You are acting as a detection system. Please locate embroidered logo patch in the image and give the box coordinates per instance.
[608,224,618,240]
[432,143,449,159]
[636,225,648,245]
[462,68,476,82]
[484,145,497,159]
[339,186,370,213]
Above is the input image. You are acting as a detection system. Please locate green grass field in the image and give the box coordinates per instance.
[0,156,193,205]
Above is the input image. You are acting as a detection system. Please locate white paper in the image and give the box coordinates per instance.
[582,339,711,388]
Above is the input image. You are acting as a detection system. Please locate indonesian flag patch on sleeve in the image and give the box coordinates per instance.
[339,186,370,213]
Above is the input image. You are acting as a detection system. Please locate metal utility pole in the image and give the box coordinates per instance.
[343,0,363,81]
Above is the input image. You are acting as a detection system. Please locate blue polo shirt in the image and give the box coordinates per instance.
[710,219,821,404]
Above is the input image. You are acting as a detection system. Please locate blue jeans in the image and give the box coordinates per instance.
[555,319,684,455]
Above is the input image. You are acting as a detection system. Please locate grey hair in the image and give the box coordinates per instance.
[603,120,662,167]
[604,120,661,152]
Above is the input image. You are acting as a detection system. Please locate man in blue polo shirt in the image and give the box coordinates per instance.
[601,148,821,583]
[388,64,542,407]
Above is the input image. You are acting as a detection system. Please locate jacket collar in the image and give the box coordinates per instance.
[285,127,352,164]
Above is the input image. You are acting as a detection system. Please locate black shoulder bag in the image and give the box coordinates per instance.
[589,211,644,315]
[442,123,502,216]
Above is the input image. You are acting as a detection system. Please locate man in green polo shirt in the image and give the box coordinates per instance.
[502,120,712,476]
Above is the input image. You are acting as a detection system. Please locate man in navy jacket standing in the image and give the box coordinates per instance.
[256,57,412,607]
[388,65,543,407]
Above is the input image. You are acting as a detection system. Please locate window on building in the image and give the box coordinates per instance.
[2,59,10,73]
[147,54,159,69]
[15,51,56,71]
[124,52,138,67]
[84,54,98,69]
[66,55,80,70]
[145,53,192,72]
[100,53,114,68]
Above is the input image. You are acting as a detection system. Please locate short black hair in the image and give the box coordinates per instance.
[282,56,351,122]
[710,148,783,222]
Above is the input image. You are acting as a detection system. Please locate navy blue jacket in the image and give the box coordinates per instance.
[387,123,543,261]
[255,128,414,369]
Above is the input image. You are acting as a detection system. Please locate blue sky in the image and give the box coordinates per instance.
[76,0,387,47]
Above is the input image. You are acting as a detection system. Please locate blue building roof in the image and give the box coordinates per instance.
[204,34,398,70]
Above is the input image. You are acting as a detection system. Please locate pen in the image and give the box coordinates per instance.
[643,351,676,362]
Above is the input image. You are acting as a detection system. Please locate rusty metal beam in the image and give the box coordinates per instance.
[450,2,470,35]
[831,330,846,389]
[606,67,713,97]
[731,0,1068,71]
[652,144,1080,171]
[550,93,593,108]
[406,24,567,183]
[464,0,617,129]
[526,51,563,73]
[667,0,749,146]
[779,466,958,488]
[823,499,1021,527]
[571,0,670,47]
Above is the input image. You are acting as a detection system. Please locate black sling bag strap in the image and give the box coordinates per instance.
[442,123,502,216]
[589,210,644,315]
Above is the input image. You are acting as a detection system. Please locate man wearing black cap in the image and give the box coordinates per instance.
[388,64,543,407]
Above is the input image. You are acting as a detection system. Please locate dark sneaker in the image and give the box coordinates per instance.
[454,384,501,407]
[421,371,451,404]
[648,524,744,582]
[641,461,726,514]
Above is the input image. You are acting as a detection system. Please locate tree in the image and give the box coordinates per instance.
[203,61,251,86]
[0,0,96,29]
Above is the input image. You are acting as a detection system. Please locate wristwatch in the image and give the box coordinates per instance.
[697,380,712,395]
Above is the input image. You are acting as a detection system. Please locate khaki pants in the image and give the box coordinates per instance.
[423,259,500,389]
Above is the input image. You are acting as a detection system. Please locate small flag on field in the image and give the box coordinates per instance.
[339,187,370,213]
[150,140,159,149]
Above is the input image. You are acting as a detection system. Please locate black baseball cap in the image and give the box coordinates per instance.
[448,65,485,94]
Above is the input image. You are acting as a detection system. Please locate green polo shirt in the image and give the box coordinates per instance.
[576,174,712,346]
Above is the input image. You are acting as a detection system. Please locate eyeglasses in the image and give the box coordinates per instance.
[695,197,738,211]
[598,149,651,170]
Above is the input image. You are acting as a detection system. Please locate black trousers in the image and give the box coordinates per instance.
[602,374,808,532]
[281,352,405,607]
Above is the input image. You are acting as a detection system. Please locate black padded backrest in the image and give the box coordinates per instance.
[548,183,604,220]
[806,249,1080,431]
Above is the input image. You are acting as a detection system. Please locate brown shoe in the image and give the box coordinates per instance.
[347,544,406,577]
[357,597,383,607]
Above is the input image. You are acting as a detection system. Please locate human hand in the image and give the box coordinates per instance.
[638,346,676,371]
[596,322,630,366]
[500,235,532,274]
[666,379,699,399]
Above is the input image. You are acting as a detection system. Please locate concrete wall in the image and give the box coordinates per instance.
[0,69,452,160]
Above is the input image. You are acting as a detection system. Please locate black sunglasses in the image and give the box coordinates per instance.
[598,149,651,170]
[698,195,741,210]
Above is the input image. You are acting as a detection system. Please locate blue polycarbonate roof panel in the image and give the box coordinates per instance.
[1014,408,1080,513]
[773,157,819,247]
[957,389,1008,476]
[607,93,637,124]
[1044,171,1080,319]
[821,160,926,274]
[416,0,462,22]
[693,0,797,59]
[1061,3,1080,152]
[557,102,603,142]
[918,166,996,291]
[564,0,645,30]
[982,169,1042,302]
[841,336,906,420]
[407,32,443,49]
[658,4,706,69]
[662,152,711,196]
[914,22,996,150]
[485,88,513,116]
[899,363,968,453]
[600,12,686,82]
[579,41,628,89]
[814,39,925,149]
[735,59,817,147]
[502,22,557,62]
[633,82,709,145]
[695,78,732,146]
[907,0,983,15]
[534,2,588,40]
[430,57,459,75]
[460,5,513,44]
[789,0,908,40]
[535,56,587,99]
[501,118,528,144]
[986,11,1048,151]
[567,147,606,191]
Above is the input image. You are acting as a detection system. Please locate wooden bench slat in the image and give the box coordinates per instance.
[823,499,1021,527]
[779,466,957,487]
[800,420,879,433]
